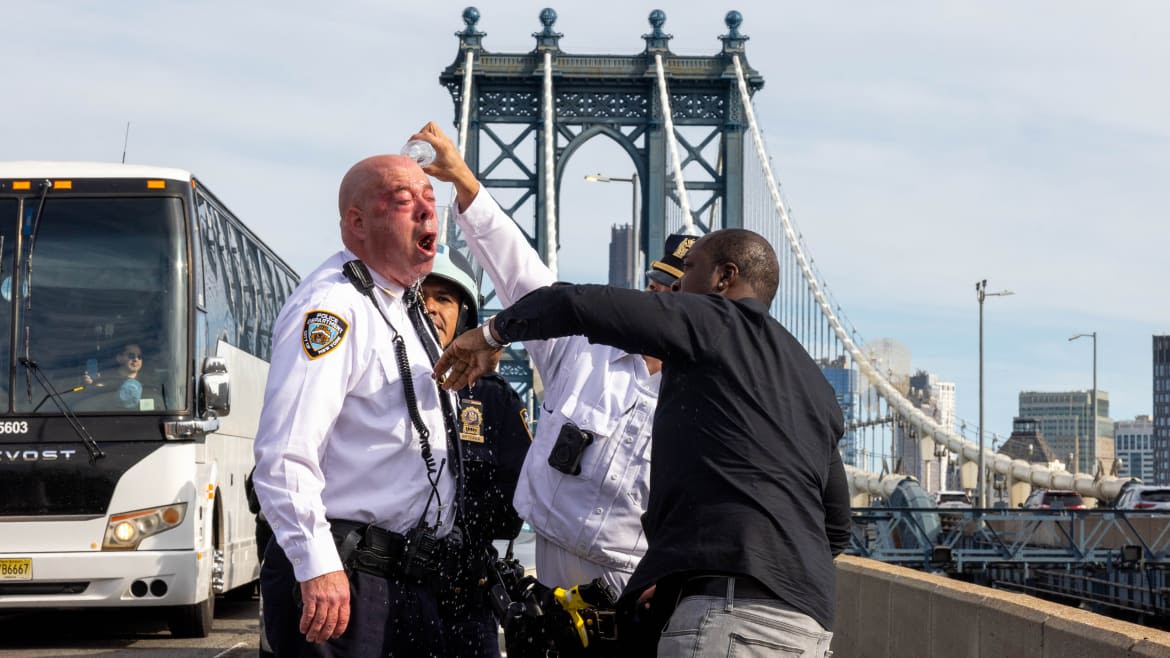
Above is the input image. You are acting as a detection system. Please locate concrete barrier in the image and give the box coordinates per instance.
[834,554,1170,657]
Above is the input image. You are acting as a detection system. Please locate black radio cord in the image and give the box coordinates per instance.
[343,261,444,527]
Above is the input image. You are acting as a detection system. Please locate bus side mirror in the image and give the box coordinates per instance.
[201,357,231,417]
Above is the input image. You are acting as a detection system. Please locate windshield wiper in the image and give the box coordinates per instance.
[31,382,88,413]
[20,357,105,462]
[22,180,51,403]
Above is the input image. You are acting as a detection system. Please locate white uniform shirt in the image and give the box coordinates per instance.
[253,250,456,582]
[455,193,657,573]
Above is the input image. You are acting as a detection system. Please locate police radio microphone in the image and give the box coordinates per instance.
[342,260,375,292]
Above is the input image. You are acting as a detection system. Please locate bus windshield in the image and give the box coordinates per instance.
[8,196,188,415]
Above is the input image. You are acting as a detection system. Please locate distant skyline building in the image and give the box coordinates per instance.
[607,223,635,289]
[1153,336,1170,484]
[1000,418,1058,465]
[1018,390,1114,475]
[820,355,860,470]
[1116,415,1155,482]
[903,370,957,492]
[856,338,911,475]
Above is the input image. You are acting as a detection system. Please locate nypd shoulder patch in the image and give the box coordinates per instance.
[302,310,349,359]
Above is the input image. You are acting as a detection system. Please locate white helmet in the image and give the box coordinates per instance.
[427,244,481,333]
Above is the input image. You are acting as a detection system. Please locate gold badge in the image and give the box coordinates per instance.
[673,237,696,259]
[459,398,485,443]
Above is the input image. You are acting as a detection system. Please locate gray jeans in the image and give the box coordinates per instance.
[657,577,834,657]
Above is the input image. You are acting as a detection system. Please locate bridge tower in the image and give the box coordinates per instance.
[439,6,764,273]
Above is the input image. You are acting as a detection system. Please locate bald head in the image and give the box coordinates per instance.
[336,154,439,286]
[338,154,417,220]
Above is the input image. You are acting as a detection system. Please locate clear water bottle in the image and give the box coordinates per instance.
[401,140,436,167]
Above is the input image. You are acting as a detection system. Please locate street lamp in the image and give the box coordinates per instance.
[584,173,640,285]
[1069,331,1097,475]
[976,279,1014,508]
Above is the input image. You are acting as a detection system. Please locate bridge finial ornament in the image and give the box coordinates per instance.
[720,10,749,54]
[533,8,562,51]
[643,9,673,52]
[457,6,486,51]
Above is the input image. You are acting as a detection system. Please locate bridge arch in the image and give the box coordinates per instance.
[438,6,764,268]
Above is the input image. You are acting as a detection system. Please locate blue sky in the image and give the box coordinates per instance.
[3,1,1167,444]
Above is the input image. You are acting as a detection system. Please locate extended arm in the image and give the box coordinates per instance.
[413,122,584,385]
[435,284,728,390]
[253,299,357,642]
[413,122,556,307]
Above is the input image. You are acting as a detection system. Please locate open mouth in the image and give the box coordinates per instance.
[418,233,437,254]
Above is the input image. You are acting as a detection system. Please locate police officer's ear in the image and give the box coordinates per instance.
[342,205,367,240]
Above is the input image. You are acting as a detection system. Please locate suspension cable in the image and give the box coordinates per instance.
[542,50,558,276]
[654,52,696,235]
[457,50,474,161]
[730,55,1120,501]
[440,49,477,246]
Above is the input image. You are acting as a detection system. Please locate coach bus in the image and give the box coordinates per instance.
[0,162,298,636]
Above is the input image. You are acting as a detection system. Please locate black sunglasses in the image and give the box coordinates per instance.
[122,352,143,360]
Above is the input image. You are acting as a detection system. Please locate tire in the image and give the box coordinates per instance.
[168,575,216,638]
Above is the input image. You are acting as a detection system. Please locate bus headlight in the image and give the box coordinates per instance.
[102,503,187,550]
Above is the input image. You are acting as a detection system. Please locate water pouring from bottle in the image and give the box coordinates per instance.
[401,140,436,168]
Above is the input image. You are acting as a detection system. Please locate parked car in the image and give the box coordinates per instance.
[935,490,973,509]
[1114,484,1170,510]
[1023,489,1086,510]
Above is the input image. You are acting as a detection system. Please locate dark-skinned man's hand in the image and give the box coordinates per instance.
[434,321,502,391]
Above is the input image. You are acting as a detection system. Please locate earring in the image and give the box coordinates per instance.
[717,282,725,290]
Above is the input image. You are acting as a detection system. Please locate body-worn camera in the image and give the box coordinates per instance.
[402,521,446,582]
[548,421,594,476]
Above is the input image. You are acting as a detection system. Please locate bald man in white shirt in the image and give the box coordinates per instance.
[253,153,460,657]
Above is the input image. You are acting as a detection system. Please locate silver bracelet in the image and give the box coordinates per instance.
[482,317,507,349]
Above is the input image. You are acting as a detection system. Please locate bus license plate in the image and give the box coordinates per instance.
[0,558,32,580]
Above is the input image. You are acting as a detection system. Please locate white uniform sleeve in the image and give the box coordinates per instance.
[253,294,356,582]
[454,190,574,391]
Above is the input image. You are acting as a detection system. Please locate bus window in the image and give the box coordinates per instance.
[14,197,189,414]
[195,193,216,306]
[239,233,258,354]
[221,215,244,345]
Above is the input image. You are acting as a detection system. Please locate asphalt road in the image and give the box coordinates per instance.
[0,595,260,658]
[0,533,535,657]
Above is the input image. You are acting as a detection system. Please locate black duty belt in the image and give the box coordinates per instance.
[679,575,776,601]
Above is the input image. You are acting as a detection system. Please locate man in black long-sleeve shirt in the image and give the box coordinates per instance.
[436,228,850,658]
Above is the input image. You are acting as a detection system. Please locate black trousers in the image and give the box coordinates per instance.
[440,601,500,658]
[260,540,447,657]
